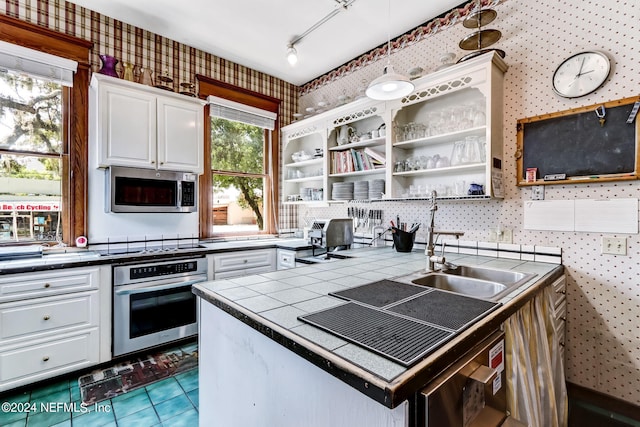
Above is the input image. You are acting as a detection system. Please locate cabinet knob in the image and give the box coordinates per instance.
[42,356,50,362]
[44,283,51,288]
[151,161,155,164]
[243,259,248,263]
[43,315,50,321]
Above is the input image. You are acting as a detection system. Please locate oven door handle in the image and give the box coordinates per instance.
[114,277,207,296]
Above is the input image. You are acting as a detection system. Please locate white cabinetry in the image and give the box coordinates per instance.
[91,73,205,174]
[0,267,105,392]
[281,120,326,204]
[387,51,507,199]
[276,249,296,269]
[281,51,506,203]
[213,249,276,279]
[326,101,387,201]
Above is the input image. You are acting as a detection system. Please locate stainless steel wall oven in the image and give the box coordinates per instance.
[113,256,207,356]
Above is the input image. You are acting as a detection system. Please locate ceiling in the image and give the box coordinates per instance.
[65,0,465,86]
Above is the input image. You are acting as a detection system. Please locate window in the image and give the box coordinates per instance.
[0,47,73,242]
[197,76,280,238]
[210,117,269,235]
[0,15,91,246]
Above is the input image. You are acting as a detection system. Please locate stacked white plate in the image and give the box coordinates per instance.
[369,179,385,199]
[332,182,354,200]
[353,181,369,200]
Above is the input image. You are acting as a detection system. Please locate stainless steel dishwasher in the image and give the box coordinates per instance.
[421,330,517,427]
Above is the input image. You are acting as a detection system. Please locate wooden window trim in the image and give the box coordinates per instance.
[0,15,92,245]
[197,75,281,238]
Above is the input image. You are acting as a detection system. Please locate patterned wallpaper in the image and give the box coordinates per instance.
[3,0,640,409]
[299,0,640,406]
[0,0,300,231]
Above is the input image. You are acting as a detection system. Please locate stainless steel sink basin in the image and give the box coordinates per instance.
[394,266,536,301]
[411,274,508,300]
[443,265,535,286]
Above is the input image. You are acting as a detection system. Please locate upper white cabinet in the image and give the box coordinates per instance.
[281,51,507,203]
[387,50,507,199]
[91,73,206,174]
[281,119,327,204]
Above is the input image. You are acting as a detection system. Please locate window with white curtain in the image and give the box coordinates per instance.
[208,95,277,236]
[0,42,77,242]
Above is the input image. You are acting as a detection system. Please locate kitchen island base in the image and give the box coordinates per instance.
[198,299,408,427]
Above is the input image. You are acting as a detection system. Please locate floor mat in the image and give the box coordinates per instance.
[78,342,198,404]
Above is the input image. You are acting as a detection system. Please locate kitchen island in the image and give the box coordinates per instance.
[193,245,563,426]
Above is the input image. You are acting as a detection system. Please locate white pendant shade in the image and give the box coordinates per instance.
[286,45,298,66]
[365,64,414,100]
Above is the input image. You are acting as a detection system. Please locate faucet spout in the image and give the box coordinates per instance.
[425,190,464,271]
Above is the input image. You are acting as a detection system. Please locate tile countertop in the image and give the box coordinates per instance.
[0,238,313,273]
[193,246,564,408]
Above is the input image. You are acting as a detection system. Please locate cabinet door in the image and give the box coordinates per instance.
[98,83,157,168]
[157,97,204,173]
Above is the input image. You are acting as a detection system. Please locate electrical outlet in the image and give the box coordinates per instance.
[531,185,545,200]
[489,228,513,243]
[602,237,626,255]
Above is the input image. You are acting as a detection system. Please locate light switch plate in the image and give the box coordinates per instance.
[602,237,626,255]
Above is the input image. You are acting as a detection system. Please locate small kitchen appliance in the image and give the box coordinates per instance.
[107,166,197,213]
[309,218,354,256]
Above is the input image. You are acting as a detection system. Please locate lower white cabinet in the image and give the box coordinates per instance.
[0,267,104,392]
[0,329,99,387]
[277,249,297,270]
[212,249,276,279]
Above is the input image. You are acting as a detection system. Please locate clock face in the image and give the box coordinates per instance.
[552,51,611,98]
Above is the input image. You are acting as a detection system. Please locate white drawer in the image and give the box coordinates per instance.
[214,249,275,273]
[0,267,99,302]
[277,249,296,270]
[0,291,98,343]
[0,329,99,389]
[214,265,275,280]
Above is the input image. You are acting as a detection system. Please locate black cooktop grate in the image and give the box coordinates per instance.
[299,302,453,367]
[330,279,429,308]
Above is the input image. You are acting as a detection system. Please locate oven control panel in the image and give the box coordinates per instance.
[130,261,198,280]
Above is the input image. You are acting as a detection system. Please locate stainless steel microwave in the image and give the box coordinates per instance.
[106,166,198,213]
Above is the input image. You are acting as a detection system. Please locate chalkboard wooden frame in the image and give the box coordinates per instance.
[516,96,640,186]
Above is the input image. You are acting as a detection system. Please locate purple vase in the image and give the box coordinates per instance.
[98,54,119,78]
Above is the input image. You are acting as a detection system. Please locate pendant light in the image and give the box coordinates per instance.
[286,44,298,66]
[366,0,414,100]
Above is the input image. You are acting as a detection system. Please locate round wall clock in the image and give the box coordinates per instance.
[552,51,611,98]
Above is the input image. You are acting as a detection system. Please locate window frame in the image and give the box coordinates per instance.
[196,75,280,238]
[0,15,92,246]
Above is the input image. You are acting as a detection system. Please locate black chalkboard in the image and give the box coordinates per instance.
[518,97,639,183]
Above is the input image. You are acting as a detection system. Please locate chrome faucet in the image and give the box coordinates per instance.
[425,190,464,271]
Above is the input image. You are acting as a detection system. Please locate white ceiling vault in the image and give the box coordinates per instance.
[64,0,466,86]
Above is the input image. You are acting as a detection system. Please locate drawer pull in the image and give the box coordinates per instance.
[42,356,50,362]
[44,283,51,288]
[43,315,51,321]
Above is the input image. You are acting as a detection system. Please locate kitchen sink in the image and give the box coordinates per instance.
[410,274,507,300]
[394,266,536,301]
[442,265,535,286]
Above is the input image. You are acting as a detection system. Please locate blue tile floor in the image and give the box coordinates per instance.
[1,358,198,427]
